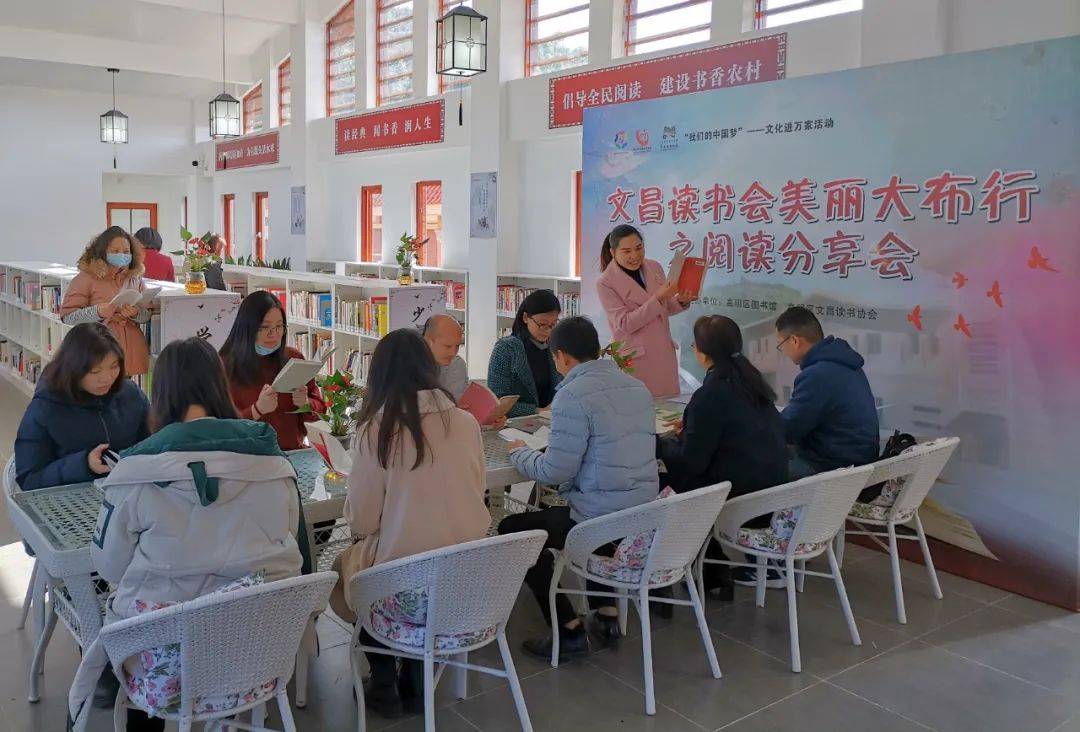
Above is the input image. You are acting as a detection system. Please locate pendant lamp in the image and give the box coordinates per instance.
[435,5,487,126]
[209,0,240,138]
[100,68,128,170]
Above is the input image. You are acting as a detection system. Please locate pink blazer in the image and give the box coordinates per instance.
[596,259,687,398]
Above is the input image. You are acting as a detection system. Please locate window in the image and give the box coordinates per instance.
[361,186,384,262]
[755,0,862,30]
[526,0,589,77]
[376,0,415,106]
[438,0,473,93]
[222,194,235,257]
[415,181,442,266]
[278,56,292,126]
[573,170,582,276]
[254,192,269,261]
[326,1,357,116]
[624,0,711,57]
[242,83,263,134]
[106,202,157,231]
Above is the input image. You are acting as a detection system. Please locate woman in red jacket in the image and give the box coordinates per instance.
[219,291,324,450]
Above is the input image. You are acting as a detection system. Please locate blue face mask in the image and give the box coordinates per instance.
[106,252,132,268]
[254,343,278,356]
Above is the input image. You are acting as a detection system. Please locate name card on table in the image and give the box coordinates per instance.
[335,99,445,155]
[215,131,280,170]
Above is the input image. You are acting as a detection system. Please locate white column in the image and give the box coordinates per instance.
[357,0,374,109]
[711,0,745,42]
[412,0,431,99]
[589,0,616,68]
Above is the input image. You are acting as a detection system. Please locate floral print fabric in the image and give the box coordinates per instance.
[123,573,278,717]
[721,508,830,556]
[368,588,497,651]
[848,477,916,523]
[584,488,683,585]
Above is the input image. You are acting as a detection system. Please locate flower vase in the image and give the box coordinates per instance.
[322,433,353,488]
[185,271,207,294]
[397,268,413,286]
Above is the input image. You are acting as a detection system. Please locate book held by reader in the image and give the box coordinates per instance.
[666,254,707,299]
[499,426,550,451]
[458,382,519,425]
[110,287,161,308]
[271,344,336,393]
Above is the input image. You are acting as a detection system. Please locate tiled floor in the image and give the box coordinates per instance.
[0,377,1076,732]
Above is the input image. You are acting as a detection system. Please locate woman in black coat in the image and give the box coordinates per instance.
[658,315,788,592]
[15,323,149,490]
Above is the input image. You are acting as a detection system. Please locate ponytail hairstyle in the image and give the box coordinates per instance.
[692,315,777,408]
[600,224,643,272]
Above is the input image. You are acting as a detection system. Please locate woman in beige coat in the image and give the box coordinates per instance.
[331,328,488,720]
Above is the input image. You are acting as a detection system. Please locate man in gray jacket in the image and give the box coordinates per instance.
[499,316,659,659]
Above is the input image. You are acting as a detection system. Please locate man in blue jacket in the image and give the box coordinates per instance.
[499,316,659,660]
[775,306,879,478]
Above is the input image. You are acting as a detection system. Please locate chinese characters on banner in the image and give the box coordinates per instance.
[215,131,280,170]
[335,100,445,155]
[548,34,786,128]
[606,170,1038,282]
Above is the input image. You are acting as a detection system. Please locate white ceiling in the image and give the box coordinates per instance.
[0,0,295,98]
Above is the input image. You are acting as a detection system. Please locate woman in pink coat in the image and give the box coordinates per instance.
[596,224,694,397]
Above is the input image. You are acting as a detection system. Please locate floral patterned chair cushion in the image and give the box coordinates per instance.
[584,488,684,585]
[368,588,497,652]
[848,441,933,523]
[123,573,278,718]
[718,508,829,556]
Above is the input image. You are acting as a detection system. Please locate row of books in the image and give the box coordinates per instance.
[289,291,333,326]
[558,292,580,317]
[291,331,332,370]
[1,339,43,384]
[496,286,580,317]
[338,298,389,338]
[343,348,373,383]
[430,280,467,310]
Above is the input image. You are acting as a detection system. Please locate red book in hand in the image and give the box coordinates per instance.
[458,382,519,425]
[676,257,707,298]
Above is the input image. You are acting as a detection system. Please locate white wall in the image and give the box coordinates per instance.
[0,84,195,264]
[102,172,195,253]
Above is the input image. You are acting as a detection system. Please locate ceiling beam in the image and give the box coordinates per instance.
[0,26,255,86]
[134,0,300,25]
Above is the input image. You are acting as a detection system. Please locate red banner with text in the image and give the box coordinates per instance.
[548,34,787,129]
[215,131,280,171]
[335,100,445,155]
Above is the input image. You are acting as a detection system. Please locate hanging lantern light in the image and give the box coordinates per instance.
[209,0,240,138]
[100,68,128,145]
[435,5,488,79]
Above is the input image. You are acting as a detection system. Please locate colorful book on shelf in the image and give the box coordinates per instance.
[458,382,519,425]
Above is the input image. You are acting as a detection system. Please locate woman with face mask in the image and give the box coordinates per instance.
[219,291,325,451]
[60,226,152,376]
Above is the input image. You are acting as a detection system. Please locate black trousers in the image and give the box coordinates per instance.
[498,506,614,627]
[360,628,420,688]
[125,709,165,732]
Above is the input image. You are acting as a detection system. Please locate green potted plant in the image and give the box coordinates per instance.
[178,228,217,294]
[602,341,636,375]
[294,370,365,444]
[395,232,428,285]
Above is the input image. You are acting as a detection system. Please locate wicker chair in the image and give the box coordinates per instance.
[702,465,874,673]
[347,531,547,732]
[549,483,731,715]
[98,572,337,732]
[837,437,960,624]
[2,455,39,633]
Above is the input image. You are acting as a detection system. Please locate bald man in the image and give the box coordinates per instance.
[423,314,469,399]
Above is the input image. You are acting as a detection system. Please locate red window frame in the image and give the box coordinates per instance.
[278,56,292,126]
[754,0,859,30]
[106,202,158,231]
[360,186,384,262]
[222,194,235,257]
[242,83,263,134]
[326,1,357,117]
[573,170,582,276]
[254,192,269,261]
[414,181,442,267]
[437,0,471,93]
[624,0,711,57]
[376,0,415,107]
[526,0,590,78]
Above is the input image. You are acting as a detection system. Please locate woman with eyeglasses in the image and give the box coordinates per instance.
[219,290,325,450]
[486,289,562,418]
[596,224,695,397]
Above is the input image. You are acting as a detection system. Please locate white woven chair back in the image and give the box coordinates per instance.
[789,465,875,549]
[3,455,18,499]
[864,437,959,518]
[348,531,547,641]
[99,572,336,716]
[638,483,731,575]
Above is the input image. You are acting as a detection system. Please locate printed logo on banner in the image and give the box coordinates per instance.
[614,131,628,150]
[635,129,650,147]
[660,125,678,151]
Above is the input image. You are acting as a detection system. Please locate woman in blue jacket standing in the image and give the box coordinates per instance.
[15,323,149,491]
[486,289,563,418]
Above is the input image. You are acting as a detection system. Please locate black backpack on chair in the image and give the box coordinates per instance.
[857,430,917,504]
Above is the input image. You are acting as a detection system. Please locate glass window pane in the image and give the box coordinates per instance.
[535,0,588,15]
[534,8,589,42]
[629,4,710,42]
[761,0,861,28]
[379,38,413,62]
[382,17,413,41]
[379,1,413,25]
[530,31,589,66]
[632,28,709,55]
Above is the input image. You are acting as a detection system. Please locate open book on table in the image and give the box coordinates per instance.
[272,345,336,393]
[110,286,161,309]
[499,426,551,451]
[305,421,353,475]
[458,382,519,425]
